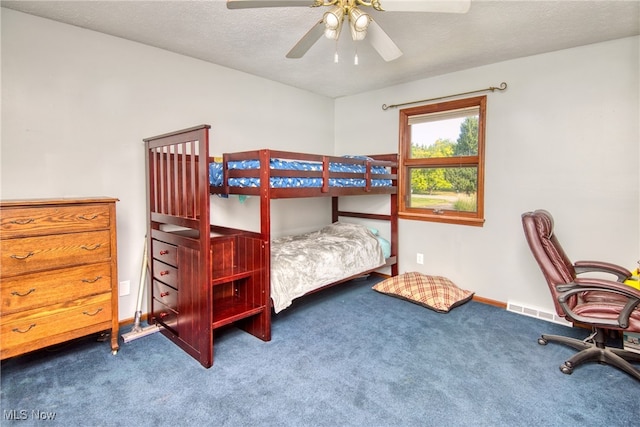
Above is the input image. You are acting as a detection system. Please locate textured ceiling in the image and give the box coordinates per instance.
[2,0,639,98]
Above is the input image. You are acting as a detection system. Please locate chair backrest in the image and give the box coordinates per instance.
[522,210,577,317]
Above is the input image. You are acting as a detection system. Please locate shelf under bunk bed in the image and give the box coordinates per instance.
[150,226,268,327]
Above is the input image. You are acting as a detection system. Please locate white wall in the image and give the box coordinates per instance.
[335,36,640,312]
[1,9,334,320]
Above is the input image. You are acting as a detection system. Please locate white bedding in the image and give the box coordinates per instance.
[270,222,385,313]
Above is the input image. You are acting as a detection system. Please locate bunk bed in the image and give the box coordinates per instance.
[144,124,398,368]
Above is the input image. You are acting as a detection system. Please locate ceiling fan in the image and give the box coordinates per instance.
[227,0,471,62]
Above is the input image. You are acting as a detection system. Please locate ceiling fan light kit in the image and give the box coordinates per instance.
[348,7,370,41]
[323,6,344,30]
[227,0,471,62]
[323,6,344,40]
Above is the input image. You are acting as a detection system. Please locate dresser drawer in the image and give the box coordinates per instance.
[1,263,112,315]
[0,204,110,238]
[0,230,111,277]
[152,279,178,310]
[152,259,178,289]
[152,239,177,267]
[152,298,178,332]
[0,293,112,357]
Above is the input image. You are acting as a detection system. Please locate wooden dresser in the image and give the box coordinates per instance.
[0,197,119,359]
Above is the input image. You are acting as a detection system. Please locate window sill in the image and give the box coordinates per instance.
[399,212,485,227]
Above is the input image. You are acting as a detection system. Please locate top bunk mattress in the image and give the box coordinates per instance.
[209,157,393,189]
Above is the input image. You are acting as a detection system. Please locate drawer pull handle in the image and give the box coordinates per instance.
[83,308,103,316]
[82,276,103,283]
[160,291,170,297]
[11,288,36,297]
[81,244,102,251]
[159,250,169,255]
[160,270,170,276]
[10,252,34,260]
[12,324,36,334]
[10,218,35,225]
[78,214,99,220]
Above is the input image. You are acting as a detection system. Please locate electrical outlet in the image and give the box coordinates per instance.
[119,280,130,297]
[416,253,424,265]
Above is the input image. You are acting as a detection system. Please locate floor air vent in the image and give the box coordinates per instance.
[506,301,571,326]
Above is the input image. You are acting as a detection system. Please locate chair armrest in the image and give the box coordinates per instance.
[574,260,632,282]
[557,278,640,329]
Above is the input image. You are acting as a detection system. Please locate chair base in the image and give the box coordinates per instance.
[539,329,640,381]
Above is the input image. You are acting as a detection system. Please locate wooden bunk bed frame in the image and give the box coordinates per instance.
[144,124,398,368]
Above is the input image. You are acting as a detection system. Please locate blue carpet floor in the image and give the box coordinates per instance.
[1,276,639,426]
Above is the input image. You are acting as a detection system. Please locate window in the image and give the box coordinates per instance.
[398,96,486,226]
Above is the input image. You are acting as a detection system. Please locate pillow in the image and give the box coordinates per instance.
[376,236,391,258]
[342,155,374,161]
[372,272,474,313]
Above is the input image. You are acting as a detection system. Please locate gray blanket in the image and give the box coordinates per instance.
[270,222,385,313]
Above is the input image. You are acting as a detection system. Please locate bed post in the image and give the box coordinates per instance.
[196,127,213,366]
[259,149,271,306]
[332,197,339,223]
[258,149,271,239]
[390,189,399,276]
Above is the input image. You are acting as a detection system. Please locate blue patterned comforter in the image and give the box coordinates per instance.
[209,157,392,188]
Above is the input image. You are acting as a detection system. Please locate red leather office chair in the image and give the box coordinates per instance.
[521,210,640,380]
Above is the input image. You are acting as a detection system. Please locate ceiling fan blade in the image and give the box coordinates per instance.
[380,0,471,13]
[367,20,403,62]
[286,20,325,59]
[227,0,315,9]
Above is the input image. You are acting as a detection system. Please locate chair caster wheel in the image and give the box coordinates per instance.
[560,363,573,375]
[538,337,548,345]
